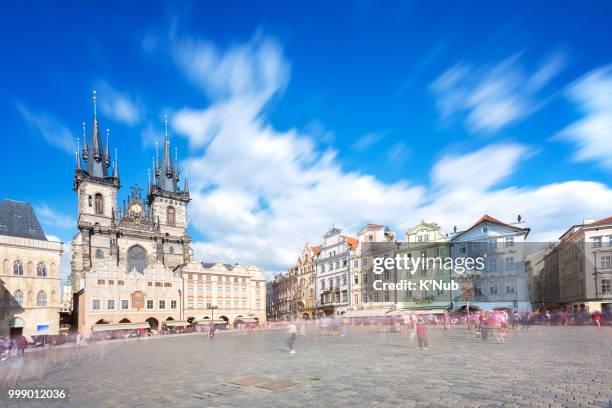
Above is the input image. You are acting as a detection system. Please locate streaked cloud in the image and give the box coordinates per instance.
[17,104,75,154]
[556,65,612,170]
[96,81,144,126]
[35,204,75,230]
[430,53,565,133]
[353,131,385,151]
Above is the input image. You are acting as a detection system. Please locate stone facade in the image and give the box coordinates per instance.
[178,261,266,325]
[294,244,319,319]
[555,217,612,313]
[0,200,63,340]
[74,261,182,335]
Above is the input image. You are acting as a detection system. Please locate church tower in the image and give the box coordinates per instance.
[147,116,190,235]
[72,91,120,291]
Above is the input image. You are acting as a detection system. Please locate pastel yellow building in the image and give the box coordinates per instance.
[178,261,266,325]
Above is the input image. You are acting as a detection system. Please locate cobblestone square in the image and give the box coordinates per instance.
[1,326,610,407]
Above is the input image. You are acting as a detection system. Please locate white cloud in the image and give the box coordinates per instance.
[387,142,412,166]
[166,35,610,274]
[96,81,144,126]
[35,204,75,230]
[556,66,612,170]
[430,53,565,133]
[17,104,75,154]
[431,143,531,191]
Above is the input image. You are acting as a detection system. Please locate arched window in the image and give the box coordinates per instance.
[36,291,47,306]
[14,290,24,307]
[127,245,147,273]
[13,260,23,276]
[37,262,47,277]
[95,193,104,215]
[167,206,176,226]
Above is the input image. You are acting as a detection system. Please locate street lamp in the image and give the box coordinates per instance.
[207,303,218,326]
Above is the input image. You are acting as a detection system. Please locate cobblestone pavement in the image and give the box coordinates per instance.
[0,326,610,407]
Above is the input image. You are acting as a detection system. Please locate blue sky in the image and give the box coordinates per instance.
[1,1,612,276]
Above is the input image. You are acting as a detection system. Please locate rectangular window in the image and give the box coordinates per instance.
[505,236,514,247]
[97,279,105,285]
[159,300,165,309]
[363,258,368,267]
[171,300,177,309]
[155,282,163,287]
[147,300,154,309]
[601,256,611,269]
[198,274,202,280]
[342,274,347,285]
[602,279,611,293]
[164,283,172,287]
[187,274,193,280]
[505,257,515,271]
[121,299,129,310]
[118,280,124,286]
[505,283,515,294]
[363,293,368,303]
[474,283,482,295]
[108,280,114,285]
[490,283,498,295]
[353,259,358,268]
[489,258,497,271]
[354,274,359,284]
[593,237,602,248]
[148,282,153,287]
[382,291,389,302]
[188,299,194,309]
[107,299,115,310]
[321,279,325,289]
[92,299,100,311]
[363,273,368,284]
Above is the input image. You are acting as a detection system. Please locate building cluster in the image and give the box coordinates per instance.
[526,217,612,315]
[0,94,265,340]
[267,215,612,321]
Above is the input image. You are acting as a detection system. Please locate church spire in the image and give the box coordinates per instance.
[85,90,109,178]
[104,128,111,168]
[157,114,179,193]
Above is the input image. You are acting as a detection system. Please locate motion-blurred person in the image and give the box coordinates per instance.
[287,322,297,353]
[416,318,429,350]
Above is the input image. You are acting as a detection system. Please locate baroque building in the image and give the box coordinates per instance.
[71,93,191,334]
[178,261,266,325]
[352,224,397,314]
[395,221,451,313]
[294,243,319,319]
[450,215,531,312]
[0,199,63,340]
[315,227,357,316]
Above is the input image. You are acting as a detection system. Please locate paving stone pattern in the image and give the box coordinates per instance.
[0,326,610,407]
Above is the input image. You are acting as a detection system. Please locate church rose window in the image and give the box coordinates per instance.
[127,245,147,273]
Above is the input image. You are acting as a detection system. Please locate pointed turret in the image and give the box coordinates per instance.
[104,128,111,168]
[81,122,88,162]
[183,177,189,193]
[113,148,120,179]
[75,151,82,170]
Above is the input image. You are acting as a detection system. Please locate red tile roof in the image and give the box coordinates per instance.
[312,245,321,255]
[593,216,612,225]
[344,236,358,250]
[468,214,509,230]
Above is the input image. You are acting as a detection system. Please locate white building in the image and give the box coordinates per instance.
[315,227,357,316]
[450,215,531,312]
